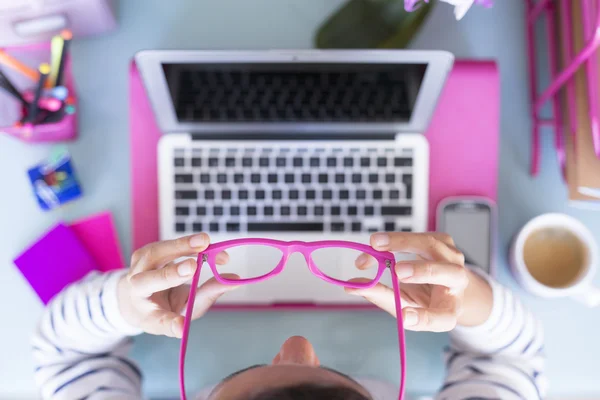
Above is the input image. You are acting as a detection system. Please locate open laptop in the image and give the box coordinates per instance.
[135,50,453,305]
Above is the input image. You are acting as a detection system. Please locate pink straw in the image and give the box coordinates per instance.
[546,1,566,179]
[525,0,541,175]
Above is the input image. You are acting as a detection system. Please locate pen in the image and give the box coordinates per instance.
[0,68,28,106]
[55,30,73,88]
[27,63,51,124]
[0,50,39,81]
[48,34,65,88]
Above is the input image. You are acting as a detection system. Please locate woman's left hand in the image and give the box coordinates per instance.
[347,232,470,332]
[117,233,238,338]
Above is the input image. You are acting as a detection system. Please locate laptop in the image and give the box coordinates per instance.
[135,50,454,305]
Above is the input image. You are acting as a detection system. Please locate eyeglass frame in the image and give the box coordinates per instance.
[179,238,406,400]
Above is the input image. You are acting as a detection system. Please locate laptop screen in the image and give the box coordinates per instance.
[161,63,428,124]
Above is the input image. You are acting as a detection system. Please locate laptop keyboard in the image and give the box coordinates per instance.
[171,142,416,234]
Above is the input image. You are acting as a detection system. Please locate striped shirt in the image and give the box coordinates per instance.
[32,270,546,399]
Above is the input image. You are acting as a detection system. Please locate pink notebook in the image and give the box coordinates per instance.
[70,212,125,272]
[130,60,499,250]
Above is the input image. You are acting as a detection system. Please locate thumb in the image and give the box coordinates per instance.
[144,310,185,338]
[190,274,241,319]
[344,279,397,317]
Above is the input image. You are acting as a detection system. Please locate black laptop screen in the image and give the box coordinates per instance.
[161,63,427,123]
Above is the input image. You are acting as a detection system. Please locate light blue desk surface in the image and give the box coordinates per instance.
[1,0,599,398]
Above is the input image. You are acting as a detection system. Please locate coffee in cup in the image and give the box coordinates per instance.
[510,213,600,306]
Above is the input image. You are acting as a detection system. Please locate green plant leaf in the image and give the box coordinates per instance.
[315,0,435,49]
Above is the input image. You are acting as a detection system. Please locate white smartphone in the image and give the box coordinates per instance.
[436,197,497,275]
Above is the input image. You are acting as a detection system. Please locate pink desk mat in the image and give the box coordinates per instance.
[130,60,499,249]
[425,61,499,227]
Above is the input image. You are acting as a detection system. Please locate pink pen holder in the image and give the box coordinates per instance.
[0,42,78,143]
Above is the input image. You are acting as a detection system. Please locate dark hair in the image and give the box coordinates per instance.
[248,384,370,400]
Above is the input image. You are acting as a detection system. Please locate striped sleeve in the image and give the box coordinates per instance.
[436,270,547,400]
[32,270,144,400]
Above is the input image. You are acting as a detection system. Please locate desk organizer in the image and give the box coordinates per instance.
[0,42,77,143]
[525,0,600,178]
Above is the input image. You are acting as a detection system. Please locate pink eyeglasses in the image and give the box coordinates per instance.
[179,238,405,400]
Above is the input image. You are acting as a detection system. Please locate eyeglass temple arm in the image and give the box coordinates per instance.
[390,260,406,400]
[179,253,207,400]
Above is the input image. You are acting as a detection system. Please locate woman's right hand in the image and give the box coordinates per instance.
[346,232,491,332]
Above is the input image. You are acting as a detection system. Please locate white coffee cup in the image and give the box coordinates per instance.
[510,213,600,307]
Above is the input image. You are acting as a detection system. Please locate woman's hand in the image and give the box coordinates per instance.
[346,232,490,332]
[117,233,238,338]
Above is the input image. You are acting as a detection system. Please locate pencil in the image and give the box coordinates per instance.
[55,30,73,88]
[0,68,28,106]
[0,50,38,81]
[48,34,65,88]
[27,63,51,124]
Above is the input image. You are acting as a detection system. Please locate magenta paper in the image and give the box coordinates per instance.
[14,223,98,304]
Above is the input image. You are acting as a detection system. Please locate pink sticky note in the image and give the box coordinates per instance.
[14,223,98,304]
[70,212,125,272]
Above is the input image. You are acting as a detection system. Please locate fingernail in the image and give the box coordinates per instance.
[404,309,419,327]
[355,254,369,268]
[178,260,194,276]
[395,263,414,280]
[189,233,207,248]
[372,233,389,248]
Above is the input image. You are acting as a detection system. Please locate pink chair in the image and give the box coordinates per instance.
[525,0,600,177]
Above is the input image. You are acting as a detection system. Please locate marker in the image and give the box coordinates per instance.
[0,50,38,81]
[55,30,73,88]
[48,34,65,88]
[0,69,28,106]
[27,63,51,124]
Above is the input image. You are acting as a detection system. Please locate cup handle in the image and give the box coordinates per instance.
[573,286,600,307]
